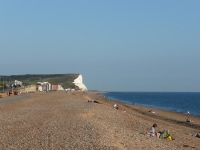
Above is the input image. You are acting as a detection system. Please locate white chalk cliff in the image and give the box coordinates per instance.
[73,74,88,91]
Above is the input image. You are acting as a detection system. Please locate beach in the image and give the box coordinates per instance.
[0,91,199,149]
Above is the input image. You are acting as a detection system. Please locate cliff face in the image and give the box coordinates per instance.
[73,74,88,91]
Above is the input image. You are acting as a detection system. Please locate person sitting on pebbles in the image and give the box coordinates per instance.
[122,109,126,113]
[88,100,101,104]
[114,104,119,109]
[146,123,160,137]
[149,110,156,114]
[186,117,193,122]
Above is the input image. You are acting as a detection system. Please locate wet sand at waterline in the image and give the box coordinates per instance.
[0,91,199,149]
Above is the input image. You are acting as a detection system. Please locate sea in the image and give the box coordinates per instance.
[101,92,200,117]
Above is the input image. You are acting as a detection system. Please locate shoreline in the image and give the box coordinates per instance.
[86,91,200,130]
[100,91,200,117]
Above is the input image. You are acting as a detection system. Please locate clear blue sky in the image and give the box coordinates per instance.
[1,0,199,92]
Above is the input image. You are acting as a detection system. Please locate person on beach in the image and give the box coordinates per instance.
[186,111,190,116]
[147,123,160,137]
[114,104,119,109]
[186,117,193,122]
[149,110,156,114]
[122,109,126,113]
[88,100,101,104]
[114,104,117,108]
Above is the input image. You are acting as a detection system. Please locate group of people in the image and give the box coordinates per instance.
[88,98,194,141]
[145,110,195,139]
[88,100,126,114]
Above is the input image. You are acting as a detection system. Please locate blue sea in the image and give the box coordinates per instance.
[101,92,200,117]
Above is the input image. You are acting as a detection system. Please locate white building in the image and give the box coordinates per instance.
[14,80,22,86]
[37,82,52,92]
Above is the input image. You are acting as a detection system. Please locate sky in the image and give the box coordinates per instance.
[0,0,200,92]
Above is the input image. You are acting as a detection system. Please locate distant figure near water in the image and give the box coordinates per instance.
[149,110,156,114]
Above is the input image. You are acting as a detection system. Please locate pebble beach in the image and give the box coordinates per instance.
[0,91,199,149]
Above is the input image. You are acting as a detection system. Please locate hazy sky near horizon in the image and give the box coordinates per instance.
[1,0,200,92]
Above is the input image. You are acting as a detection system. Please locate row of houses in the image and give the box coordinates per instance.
[6,80,77,92]
[36,82,65,92]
